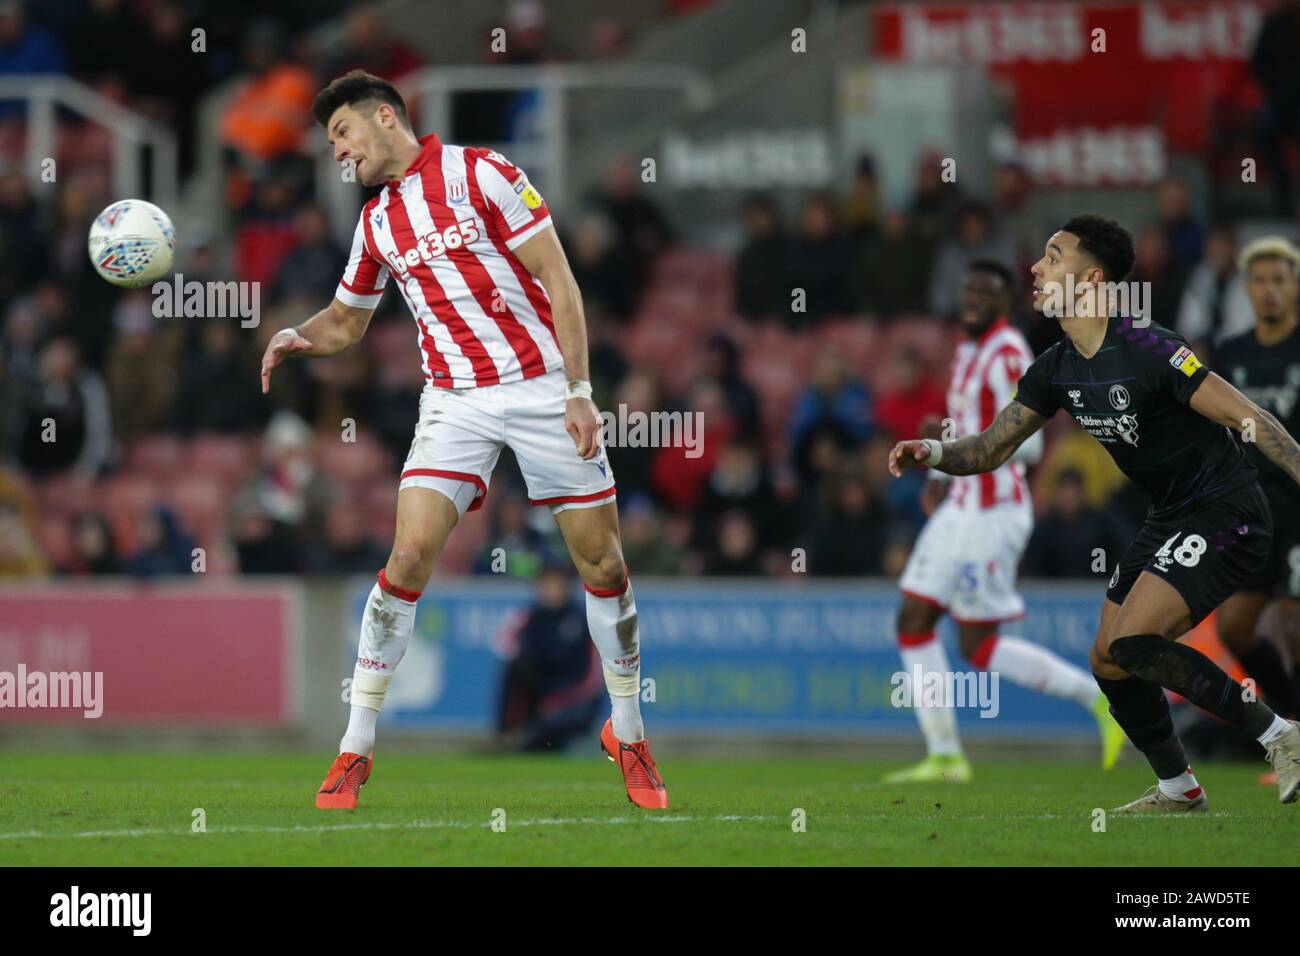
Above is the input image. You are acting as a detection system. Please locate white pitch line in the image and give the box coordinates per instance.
[0,814,778,842]
[0,809,1252,842]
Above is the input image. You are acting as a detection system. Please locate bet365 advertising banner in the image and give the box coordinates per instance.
[871,1,1267,186]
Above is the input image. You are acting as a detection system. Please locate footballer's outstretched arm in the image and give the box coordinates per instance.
[260,297,375,393]
[513,225,589,384]
[888,400,1048,477]
[512,224,603,460]
[1190,371,1300,486]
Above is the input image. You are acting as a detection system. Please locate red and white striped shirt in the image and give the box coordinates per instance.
[335,134,564,389]
[946,317,1033,510]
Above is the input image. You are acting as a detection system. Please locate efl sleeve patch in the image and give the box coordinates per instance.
[513,174,544,210]
[1169,345,1202,377]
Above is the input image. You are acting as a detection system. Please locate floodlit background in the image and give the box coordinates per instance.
[0,0,1293,754]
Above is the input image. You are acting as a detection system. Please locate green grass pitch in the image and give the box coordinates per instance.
[0,751,1293,865]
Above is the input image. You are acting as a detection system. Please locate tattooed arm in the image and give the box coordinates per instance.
[1190,372,1300,485]
[888,400,1049,478]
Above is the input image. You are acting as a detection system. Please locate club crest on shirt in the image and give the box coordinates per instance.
[447,177,468,204]
[1170,345,1202,377]
[1109,384,1130,410]
[1068,389,1083,407]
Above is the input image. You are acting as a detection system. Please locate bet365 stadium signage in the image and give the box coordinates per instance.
[872,1,1267,187]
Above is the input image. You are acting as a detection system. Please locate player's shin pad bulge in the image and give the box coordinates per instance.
[603,662,640,697]
[351,670,391,711]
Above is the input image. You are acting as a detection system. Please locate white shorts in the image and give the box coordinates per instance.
[899,497,1032,624]
[399,369,616,517]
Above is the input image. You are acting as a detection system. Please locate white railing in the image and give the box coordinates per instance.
[0,75,178,210]
[406,64,710,208]
[307,63,712,247]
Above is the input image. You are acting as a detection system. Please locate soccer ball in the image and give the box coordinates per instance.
[87,199,176,288]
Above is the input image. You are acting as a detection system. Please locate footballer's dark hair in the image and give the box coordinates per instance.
[312,70,410,130]
[1059,214,1135,281]
[966,258,1014,290]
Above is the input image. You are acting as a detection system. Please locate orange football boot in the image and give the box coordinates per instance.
[600,718,669,809]
[315,752,373,810]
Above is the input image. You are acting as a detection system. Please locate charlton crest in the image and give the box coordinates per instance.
[447,177,468,204]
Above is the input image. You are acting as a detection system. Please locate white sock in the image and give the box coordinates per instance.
[898,630,962,757]
[1258,714,1292,746]
[339,706,378,756]
[1157,767,1203,802]
[980,635,1099,709]
[339,570,419,755]
[585,577,643,742]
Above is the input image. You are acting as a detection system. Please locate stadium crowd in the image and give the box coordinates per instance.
[1,0,1299,583]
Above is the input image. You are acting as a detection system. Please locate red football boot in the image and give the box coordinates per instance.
[315,752,373,810]
[600,718,669,809]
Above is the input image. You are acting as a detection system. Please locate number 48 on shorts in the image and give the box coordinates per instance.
[1154,531,1207,571]
[1105,484,1274,627]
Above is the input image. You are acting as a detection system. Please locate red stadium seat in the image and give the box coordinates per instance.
[34,472,96,519]
[314,432,389,486]
[165,475,230,545]
[361,481,399,544]
[815,319,884,379]
[103,474,162,520]
[432,503,489,575]
[40,516,75,570]
[885,316,961,373]
[187,435,260,486]
[124,436,185,480]
[364,321,425,387]
[203,541,239,575]
[101,474,163,554]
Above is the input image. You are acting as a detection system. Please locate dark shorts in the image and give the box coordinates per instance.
[1106,483,1274,626]
[1238,485,1300,599]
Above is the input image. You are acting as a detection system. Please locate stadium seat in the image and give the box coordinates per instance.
[364,321,426,387]
[433,502,490,575]
[165,475,231,545]
[187,435,260,486]
[40,515,75,570]
[885,316,961,373]
[361,481,399,544]
[314,432,390,486]
[124,436,186,480]
[815,319,884,379]
[33,472,96,519]
[103,474,162,520]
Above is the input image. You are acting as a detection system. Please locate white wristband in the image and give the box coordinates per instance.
[565,379,593,401]
[922,439,943,466]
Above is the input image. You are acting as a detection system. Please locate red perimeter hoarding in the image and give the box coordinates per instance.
[0,584,297,725]
[872,1,1267,185]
